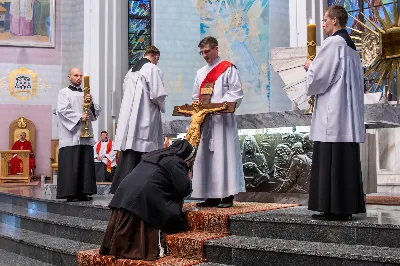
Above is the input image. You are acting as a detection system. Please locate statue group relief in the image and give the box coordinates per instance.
[239,131,313,193]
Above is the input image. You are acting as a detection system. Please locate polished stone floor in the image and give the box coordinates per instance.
[1,185,400,227]
[0,185,113,208]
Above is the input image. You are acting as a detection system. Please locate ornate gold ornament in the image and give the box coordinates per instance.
[8,67,38,101]
[17,117,27,129]
[349,0,400,102]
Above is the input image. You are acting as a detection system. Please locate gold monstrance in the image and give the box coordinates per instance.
[348,0,400,103]
[305,19,317,115]
[80,75,92,138]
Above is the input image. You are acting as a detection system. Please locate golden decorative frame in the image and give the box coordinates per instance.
[8,67,38,101]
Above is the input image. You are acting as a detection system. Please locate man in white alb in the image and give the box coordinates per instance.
[191,36,245,208]
[111,45,167,194]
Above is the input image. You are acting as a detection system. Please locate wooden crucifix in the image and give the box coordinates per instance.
[172,83,237,149]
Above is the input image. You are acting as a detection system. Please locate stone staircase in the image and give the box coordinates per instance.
[0,191,110,266]
[0,190,400,265]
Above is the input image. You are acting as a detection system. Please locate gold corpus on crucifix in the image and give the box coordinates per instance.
[173,83,236,149]
[80,76,92,138]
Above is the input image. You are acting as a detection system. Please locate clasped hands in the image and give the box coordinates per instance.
[96,155,105,161]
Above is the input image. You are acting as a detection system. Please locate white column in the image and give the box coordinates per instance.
[296,0,307,47]
[83,0,129,140]
[289,0,298,47]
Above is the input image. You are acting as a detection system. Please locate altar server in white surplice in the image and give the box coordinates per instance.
[304,5,366,221]
[57,68,101,202]
[111,45,167,194]
[191,36,245,208]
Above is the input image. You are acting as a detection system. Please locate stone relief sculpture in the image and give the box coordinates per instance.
[239,131,313,193]
[241,135,271,188]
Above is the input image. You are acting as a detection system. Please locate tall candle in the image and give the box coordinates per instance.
[84,75,90,88]
[307,18,317,60]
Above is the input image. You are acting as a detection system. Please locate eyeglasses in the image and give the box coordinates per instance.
[199,47,216,56]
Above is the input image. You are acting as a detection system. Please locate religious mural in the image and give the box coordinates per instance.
[239,129,313,193]
[0,0,55,47]
[194,0,271,112]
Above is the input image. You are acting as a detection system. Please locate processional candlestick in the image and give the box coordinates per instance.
[80,75,92,138]
[305,19,317,115]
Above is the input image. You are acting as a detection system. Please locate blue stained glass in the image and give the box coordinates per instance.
[129,34,150,50]
[129,19,151,35]
[364,0,394,8]
[346,10,363,33]
[129,50,145,65]
[129,0,151,17]
[328,0,359,11]
[363,4,394,28]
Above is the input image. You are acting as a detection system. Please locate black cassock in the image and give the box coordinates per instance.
[56,145,97,199]
[95,162,115,182]
[308,142,366,214]
[110,150,144,193]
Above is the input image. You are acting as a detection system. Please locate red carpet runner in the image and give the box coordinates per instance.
[77,202,300,265]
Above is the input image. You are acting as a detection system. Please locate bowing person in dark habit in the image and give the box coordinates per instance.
[99,139,195,261]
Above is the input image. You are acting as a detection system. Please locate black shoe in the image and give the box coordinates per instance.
[79,195,93,201]
[311,212,331,220]
[66,197,79,202]
[196,198,221,207]
[311,212,352,221]
[218,195,234,208]
[327,214,352,221]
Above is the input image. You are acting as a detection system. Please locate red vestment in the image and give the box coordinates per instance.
[9,140,36,175]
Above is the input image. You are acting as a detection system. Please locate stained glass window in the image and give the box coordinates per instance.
[128,0,152,68]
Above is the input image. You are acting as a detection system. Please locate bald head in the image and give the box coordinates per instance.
[20,132,26,141]
[68,68,82,87]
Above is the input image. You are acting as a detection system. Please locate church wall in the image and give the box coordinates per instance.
[155,0,276,120]
[268,0,292,112]
[0,0,85,177]
[154,0,202,121]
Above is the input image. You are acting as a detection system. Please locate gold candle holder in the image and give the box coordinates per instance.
[80,75,92,138]
[305,19,317,115]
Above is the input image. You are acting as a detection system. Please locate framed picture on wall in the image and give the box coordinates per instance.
[0,0,55,47]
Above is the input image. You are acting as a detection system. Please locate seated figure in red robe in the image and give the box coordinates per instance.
[9,132,36,175]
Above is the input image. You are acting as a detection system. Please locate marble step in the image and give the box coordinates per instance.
[0,202,107,244]
[0,249,52,266]
[0,222,99,266]
[0,191,112,221]
[197,263,234,266]
[230,206,400,248]
[204,235,400,266]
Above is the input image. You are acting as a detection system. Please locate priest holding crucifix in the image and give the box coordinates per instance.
[189,36,245,208]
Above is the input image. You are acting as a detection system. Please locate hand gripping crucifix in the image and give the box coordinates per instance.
[173,83,237,149]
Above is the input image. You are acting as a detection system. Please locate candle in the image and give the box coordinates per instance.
[84,75,90,88]
[307,18,317,60]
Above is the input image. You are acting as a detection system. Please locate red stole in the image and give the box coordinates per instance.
[199,60,232,101]
[96,140,113,173]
